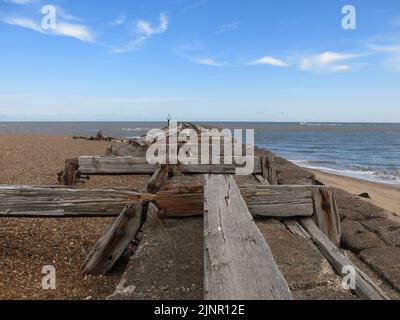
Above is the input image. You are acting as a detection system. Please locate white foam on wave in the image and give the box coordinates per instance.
[122,128,150,132]
[291,160,400,186]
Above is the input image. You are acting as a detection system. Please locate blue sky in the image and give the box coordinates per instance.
[0,0,399,122]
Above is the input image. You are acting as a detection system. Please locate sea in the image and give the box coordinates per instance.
[0,121,399,186]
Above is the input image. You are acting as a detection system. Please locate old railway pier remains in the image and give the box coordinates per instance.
[0,122,396,300]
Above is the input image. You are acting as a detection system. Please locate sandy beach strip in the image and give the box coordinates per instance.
[0,134,147,300]
[308,169,400,219]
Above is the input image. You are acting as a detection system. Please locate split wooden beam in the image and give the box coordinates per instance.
[299,217,390,300]
[204,174,293,300]
[82,201,149,275]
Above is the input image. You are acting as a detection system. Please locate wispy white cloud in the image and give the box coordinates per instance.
[2,16,42,32]
[216,22,239,34]
[54,22,94,43]
[300,51,361,73]
[251,56,290,67]
[1,16,95,43]
[3,0,36,4]
[112,12,168,53]
[193,58,225,66]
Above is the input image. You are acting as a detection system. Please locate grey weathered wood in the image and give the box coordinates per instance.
[261,155,278,185]
[299,217,390,300]
[0,184,333,221]
[283,219,311,240]
[77,156,262,175]
[240,185,314,218]
[143,165,169,193]
[82,201,144,275]
[311,187,341,247]
[254,174,271,185]
[204,174,293,300]
[0,185,152,217]
[78,156,158,174]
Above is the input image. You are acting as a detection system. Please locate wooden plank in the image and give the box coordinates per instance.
[204,174,293,300]
[78,156,157,174]
[240,185,314,218]
[82,201,144,275]
[0,184,329,220]
[0,186,153,217]
[77,156,262,175]
[299,217,390,300]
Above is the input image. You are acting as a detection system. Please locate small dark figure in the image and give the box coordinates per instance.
[358,192,371,199]
[96,130,104,140]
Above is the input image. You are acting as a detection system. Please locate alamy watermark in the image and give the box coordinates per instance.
[145,122,255,175]
[342,265,357,290]
[342,5,356,30]
[41,5,57,31]
[41,265,56,290]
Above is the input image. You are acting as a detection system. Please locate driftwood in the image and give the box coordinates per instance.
[204,175,293,300]
[73,136,126,143]
[82,201,145,275]
[299,217,390,300]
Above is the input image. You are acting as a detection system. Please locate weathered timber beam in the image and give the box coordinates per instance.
[299,217,390,300]
[76,156,262,176]
[204,175,293,300]
[0,185,154,217]
[0,185,320,219]
[82,201,145,275]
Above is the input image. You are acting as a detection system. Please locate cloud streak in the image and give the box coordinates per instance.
[300,51,361,73]
[193,58,225,66]
[251,56,290,67]
[3,0,36,4]
[112,12,168,53]
[1,16,95,43]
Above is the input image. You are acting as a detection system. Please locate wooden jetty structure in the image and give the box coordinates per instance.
[0,122,391,300]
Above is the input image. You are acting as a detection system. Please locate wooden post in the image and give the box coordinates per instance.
[63,158,79,185]
[311,187,341,247]
[204,175,293,300]
[261,155,277,185]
